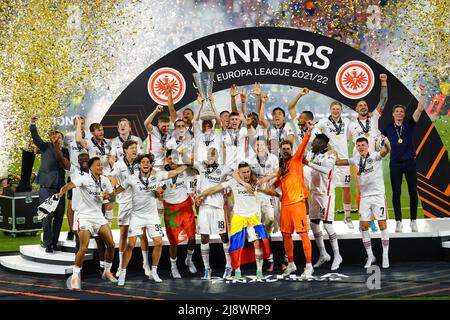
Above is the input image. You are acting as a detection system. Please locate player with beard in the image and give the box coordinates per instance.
[193,94,223,164]
[303,134,343,270]
[144,105,172,168]
[56,157,117,290]
[276,120,315,279]
[348,74,388,232]
[222,110,248,169]
[114,154,187,285]
[258,83,295,159]
[194,147,234,280]
[109,140,151,277]
[335,137,391,268]
[159,149,197,278]
[166,119,194,165]
[109,118,144,164]
[316,102,353,229]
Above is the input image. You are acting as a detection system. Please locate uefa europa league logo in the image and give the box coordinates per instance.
[193,72,216,121]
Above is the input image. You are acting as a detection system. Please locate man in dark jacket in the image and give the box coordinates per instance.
[30,116,69,253]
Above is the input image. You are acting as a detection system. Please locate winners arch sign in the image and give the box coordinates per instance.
[102,27,449,218]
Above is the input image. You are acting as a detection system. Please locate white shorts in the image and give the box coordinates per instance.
[128,222,164,238]
[272,195,281,233]
[256,195,275,228]
[309,193,336,222]
[333,166,351,187]
[245,224,258,242]
[75,215,108,237]
[117,201,132,226]
[198,204,226,235]
[359,194,388,221]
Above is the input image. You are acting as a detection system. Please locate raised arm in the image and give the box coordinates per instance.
[304,158,332,175]
[239,89,247,124]
[258,92,270,129]
[288,87,309,120]
[380,138,391,158]
[30,117,46,149]
[413,84,426,123]
[75,116,87,148]
[208,94,222,129]
[165,84,177,124]
[192,93,204,123]
[375,74,388,114]
[144,105,164,132]
[230,84,239,113]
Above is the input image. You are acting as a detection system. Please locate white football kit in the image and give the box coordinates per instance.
[348,109,382,156]
[71,173,113,236]
[86,137,112,176]
[248,153,279,228]
[316,116,351,187]
[196,163,232,235]
[109,135,144,161]
[110,157,139,225]
[307,151,337,221]
[348,152,387,221]
[121,171,169,238]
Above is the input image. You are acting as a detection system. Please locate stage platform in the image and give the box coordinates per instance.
[1,218,450,276]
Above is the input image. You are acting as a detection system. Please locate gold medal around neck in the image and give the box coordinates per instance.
[364,133,370,138]
[398,138,403,144]
[160,147,165,153]
[171,184,177,189]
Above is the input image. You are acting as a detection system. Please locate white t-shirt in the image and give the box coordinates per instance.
[222,127,248,168]
[248,152,279,197]
[63,130,92,149]
[166,136,195,165]
[71,173,113,219]
[109,157,139,204]
[289,117,320,153]
[267,122,295,156]
[307,151,336,196]
[69,165,88,211]
[122,171,169,223]
[86,138,112,175]
[160,169,190,204]
[316,116,350,158]
[348,110,382,154]
[109,135,144,161]
[194,124,223,163]
[348,152,384,196]
[67,140,89,169]
[222,178,259,217]
[196,163,233,208]
[147,128,172,167]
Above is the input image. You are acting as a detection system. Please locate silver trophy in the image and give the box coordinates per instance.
[193,72,216,120]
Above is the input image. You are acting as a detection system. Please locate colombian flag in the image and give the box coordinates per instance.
[229,213,271,270]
